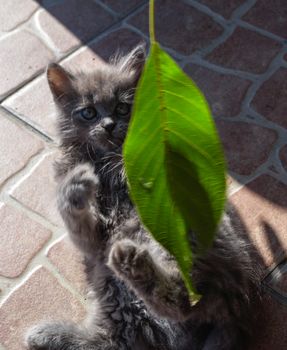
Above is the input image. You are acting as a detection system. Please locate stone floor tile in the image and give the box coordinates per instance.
[216,120,277,176]
[185,64,251,117]
[0,110,44,186]
[230,174,287,268]
[128,0,224,56]
[37,0,116,54]
[62,46,104,72]
[3,28,145,140]
[197,0,245,18]
[0,0,39,32]
[251,68,287,130]
[11,153,63,228]
[0,30,54,99]
[279,145,287,172]
[3,76,57,138]
[101,0,147,16]
[0,203,51,278]
[243,0,287,39]
[47,237,86,293]
[206,27,282,74]
[0,267,86,350]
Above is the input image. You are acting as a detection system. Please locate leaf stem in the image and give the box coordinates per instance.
[149,0,156,43]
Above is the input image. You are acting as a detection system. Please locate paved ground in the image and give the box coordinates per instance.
[0,0,287,349]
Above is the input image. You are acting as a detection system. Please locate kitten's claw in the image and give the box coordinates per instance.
[108,240,154,281]
[58,163,99,215]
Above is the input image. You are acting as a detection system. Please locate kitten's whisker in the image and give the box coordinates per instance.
[99,161,114,174]
[86,143,95,162]
[107,139,117,147]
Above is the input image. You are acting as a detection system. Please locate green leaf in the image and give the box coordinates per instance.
[123,42,226,301]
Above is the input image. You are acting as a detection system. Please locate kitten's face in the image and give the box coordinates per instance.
[48,45,145,158]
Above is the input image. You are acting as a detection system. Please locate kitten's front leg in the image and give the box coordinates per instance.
[57,163,102,254]
[108,239,192,321]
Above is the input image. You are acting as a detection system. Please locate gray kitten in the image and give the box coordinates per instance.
[26,45,261,350]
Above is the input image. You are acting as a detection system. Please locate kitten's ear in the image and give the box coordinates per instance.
[47,63,75,101]
[119,44,146,79]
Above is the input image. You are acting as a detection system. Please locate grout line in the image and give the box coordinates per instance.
[240,48,287,111]
[216,112,287,185]
[0,266,42,307]
[119,1,149,24]
[0,105,54,143]
[237,19,286,43]
[0,5,41,41]
[230,0,257,19]
[5,196,60,233]
[2,5,40,33]
[0,148,51,196]
[31,9,63,59]
[182,55,258,80]
[43,255,87,307]
[0,2,146,103]
[92,0,119,18]
[0,31,54,101]
[2,103,56,142]
[184,0,230,26]
[0,228,87,309]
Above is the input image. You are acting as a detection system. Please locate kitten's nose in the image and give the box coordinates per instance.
[102,117,115,133]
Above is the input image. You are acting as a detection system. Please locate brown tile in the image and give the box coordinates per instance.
[216,120,277,176]
[248,295,287,350]
[0,111,44,186]
[38,0,116,54]
[0,267,86,350]
[207,27,282,74]
[3,76,57,138]
[185,64,251,117]
[0,204,51,278]
[251,68,287,130]
[47,237,86,293]
[231,174,287,268]
[243,0,287,39]
[87,27,146,62]
[101,0,147,16]
[197,0,245,18]
[11,153,63,227]
[128,0,223,56]
[0,0,39,32]
[280,145,287,171]
[0,30,54,98]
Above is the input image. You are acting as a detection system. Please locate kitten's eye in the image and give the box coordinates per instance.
[116,103,130,116]
[79,107,97,120]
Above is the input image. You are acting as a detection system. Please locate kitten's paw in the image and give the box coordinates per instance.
[108,240,154,281]
[25,323,59,350]
[58,163,99,214]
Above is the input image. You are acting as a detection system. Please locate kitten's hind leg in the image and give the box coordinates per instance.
[25,321,123,350]
[108,239,192,321]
